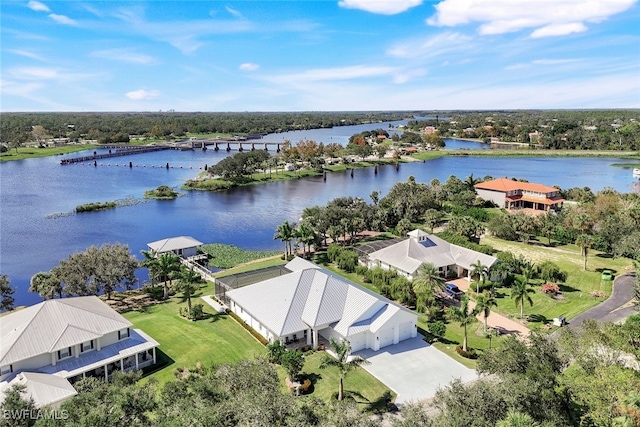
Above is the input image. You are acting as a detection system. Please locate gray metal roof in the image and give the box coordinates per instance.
[147,236,203,253]
[368,232,497,275]
[0,372,77,408]
[227,258,416,339]
[1,296,132,366]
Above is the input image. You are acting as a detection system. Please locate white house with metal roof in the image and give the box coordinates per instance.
[226,258,418,353]
[367,230,497,281]
[147,236,203,258]
[0,296,158,407]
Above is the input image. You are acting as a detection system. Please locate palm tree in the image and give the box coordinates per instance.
[423,209,442,233]
[175,266,202,312]
[473,291,498,332]
[496,411,540,427]
[511,277,535,320]
[140,249,159,290]
[464,173,481,190]
[295,221,316,258]
[470,260,489,290]
[412,262,446,315]
[274,220,295,258]
[575,233,593,271]
[156,252,181,300]
[319,338,370,401]
[447,296,476,352]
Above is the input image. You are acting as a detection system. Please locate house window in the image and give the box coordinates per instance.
[118,328,130,340]
[0,365,12,376]
[80,340,95,353]
[58,347,72,360]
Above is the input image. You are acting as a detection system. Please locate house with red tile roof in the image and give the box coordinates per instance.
[474,178,564,213]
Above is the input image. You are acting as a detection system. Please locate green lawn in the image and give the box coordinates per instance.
[123,284,265,384]
[481,236,633,329]
[1,145,98,162]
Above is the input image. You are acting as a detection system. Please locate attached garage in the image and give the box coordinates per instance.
[349,332,367,352]
[378,327,394,349]
[398,321,414,341]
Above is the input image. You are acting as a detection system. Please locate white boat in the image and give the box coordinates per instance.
[634,168,640,178]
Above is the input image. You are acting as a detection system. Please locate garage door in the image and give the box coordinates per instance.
[398,321,414,341]
[349,332,367,352]
[379,327,394,349]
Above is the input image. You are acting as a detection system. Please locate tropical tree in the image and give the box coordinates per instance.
[447,296,476,352]
[464,173,481,190]
[0,275,15,312]
[156,252,181,300]
[511,277,535,320]
[175,266,202,312]
[423,208,442,233]
[474,291,498,332]
[29,271,63,300]
[470,260,489,290]
[295,221,316,258]
[280,350,305,382]
[412,262,445,315]
[319,338,370,401]
[496,411,540,427]
[140,249,159,289]
[274,220,296,258]
[575,233,594,271]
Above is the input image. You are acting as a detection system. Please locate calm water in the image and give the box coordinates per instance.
[1,131,637,307]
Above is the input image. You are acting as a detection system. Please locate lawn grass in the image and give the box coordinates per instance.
[276,352,395,411]
[481,235,634,329]
[1,145,98,162]
[122,282,265,384]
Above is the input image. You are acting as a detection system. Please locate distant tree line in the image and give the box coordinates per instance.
[0,111,414,147]
[407,110,640,150]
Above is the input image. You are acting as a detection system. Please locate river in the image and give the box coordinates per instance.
[1,124,638,307]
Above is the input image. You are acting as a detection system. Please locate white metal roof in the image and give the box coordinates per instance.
[0,296,132,366]
[227,258,416,339]
[0,372,77,408]
[368,232,497,275]
[147,236,203,253]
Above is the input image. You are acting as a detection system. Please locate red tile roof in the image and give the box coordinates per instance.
[474,178,558,194]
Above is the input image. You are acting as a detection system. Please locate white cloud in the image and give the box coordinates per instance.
[27,1,50,12]
[48,13,78,26]
[90,49,157,65]
[386,32,472,59]
[427,0,636,37]
[239,63,260,71]
[126,89,160,100]
[338,0,422,15]
[9,67,59,80]
[226,5,243,18]
[6,49,46,61]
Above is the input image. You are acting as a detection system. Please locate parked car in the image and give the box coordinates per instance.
[601,270,614,281]
[444,283,464,299]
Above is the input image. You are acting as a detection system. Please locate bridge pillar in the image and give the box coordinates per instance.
[276,144,281,153]
[238,143,244,152]
[226,143,230,152]
[251,143,255,151]
[264,143,268,151]
[214,143,219,151]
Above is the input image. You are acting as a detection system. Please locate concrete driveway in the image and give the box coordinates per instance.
[354,335,478,406]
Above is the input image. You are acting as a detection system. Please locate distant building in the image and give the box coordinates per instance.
[474,178,564,213]
[0,297,159,407]
[147,236,203,258]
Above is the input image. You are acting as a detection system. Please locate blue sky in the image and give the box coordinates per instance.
[2,0,639,111]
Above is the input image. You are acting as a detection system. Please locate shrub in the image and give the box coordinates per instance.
[178,304,205,321]
[266,340,286,364]
[427,321,446,337]
[538,261,567,283]
[327,243,343,262]
[75,201,117,212]
[355,265,368,276]
[225,309,269,345]
[336,250,358,272]
[455,345,478,359]
[540,283,560,295]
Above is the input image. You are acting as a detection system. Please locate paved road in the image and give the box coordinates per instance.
[567,273,637,328]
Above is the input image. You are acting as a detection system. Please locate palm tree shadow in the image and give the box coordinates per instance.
[365,390,396,414]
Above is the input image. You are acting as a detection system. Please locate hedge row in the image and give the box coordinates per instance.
[226,309,269,346]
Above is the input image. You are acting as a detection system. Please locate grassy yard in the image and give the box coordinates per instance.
[199,243,280,268]
[123,282,265,384]
[276,352,395,411]
[481,235,634,328]
[0,144,98,162]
